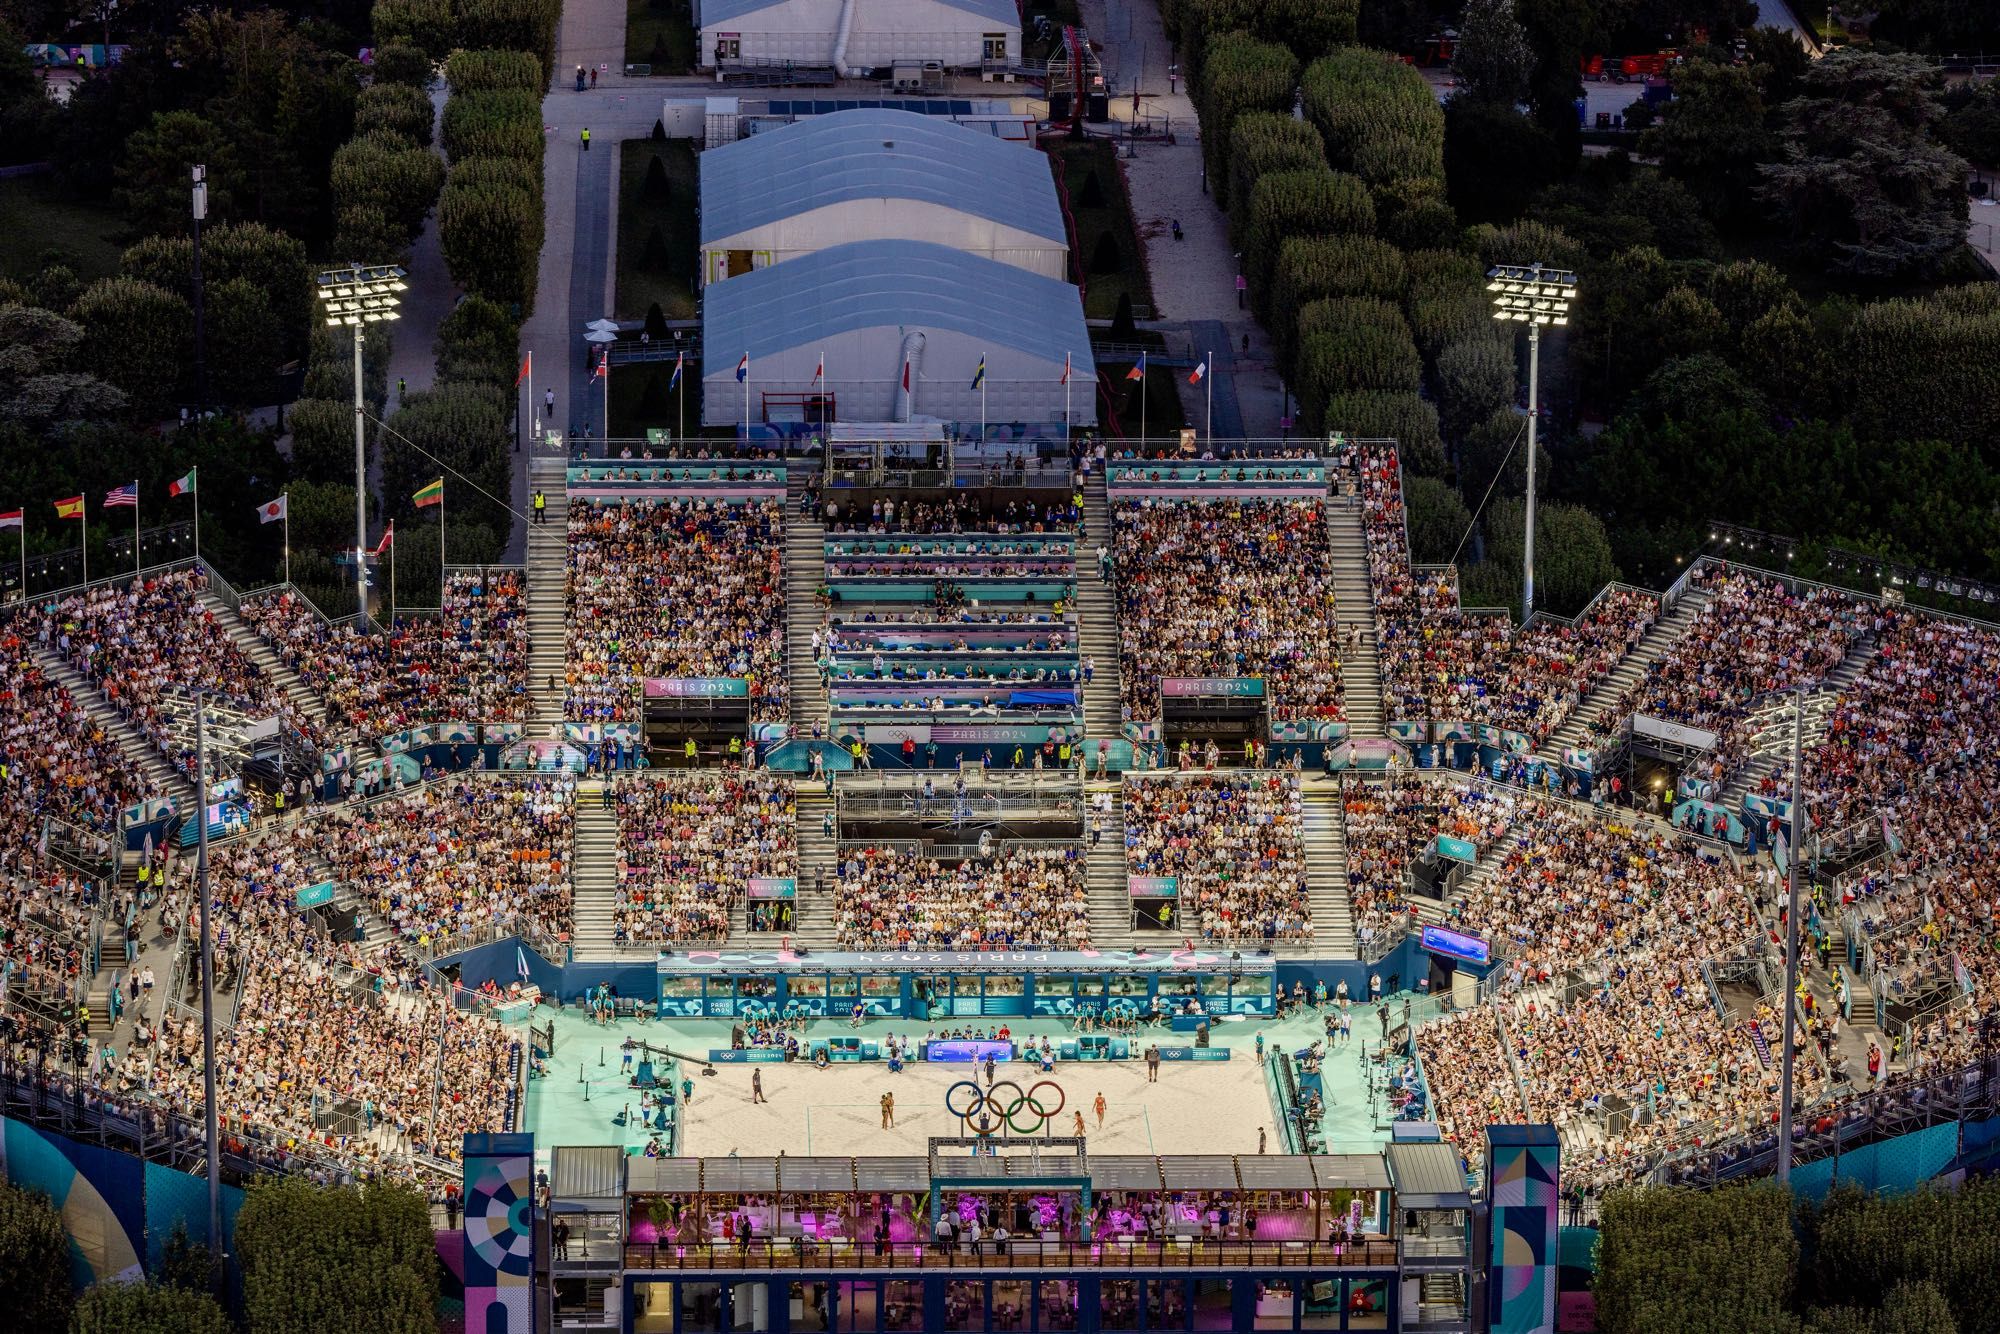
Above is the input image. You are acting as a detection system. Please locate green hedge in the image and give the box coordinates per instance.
[1295,297,1422,428]
[1320,390,1444,472]
[452,0,562,84]
[1226,112,1327,246]
[444,47,544,94]
[1196,31,1299,211]
[438,165,543,313]
[440,87,544,163]
[1302,47,1444,189]
[1270,233,1407,373]
[1167,0,1358,83]
[331,130,446,240]
[1244,167,1373,324]
[354,81,436,147]
[371,0,454,61]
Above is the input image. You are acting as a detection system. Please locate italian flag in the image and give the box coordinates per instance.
[413,478,444,508]
[167,469,197,497]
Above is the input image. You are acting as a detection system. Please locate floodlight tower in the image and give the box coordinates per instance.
[314,264,406,620]
[1487,262,1578,622]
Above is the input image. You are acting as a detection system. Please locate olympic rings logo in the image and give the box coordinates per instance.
[945,1079,1068,1135]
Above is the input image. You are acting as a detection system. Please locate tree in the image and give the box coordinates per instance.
[1444,97,1564,224]
[1472,496,1616,618]
[1514,0,1596,166]
[1270,234,1408,374]
[1244,169,1375,321]
[371,0,455,61]
[444,48,545,95]
[1452,0,1534,106]
[69,276,191,419]
[1089,232,1123,275]
[206,276,282,407]
[332,130,446,240]
[440,89,545,163]
[286,477,362,553]
[1404,474,1471,564]
[71,1282,231,1334]
[641,154,671,203]
[1372,176,1462,250]
[1433,333,1515,442]
[1303,47,1445,188]
[1295,298,1423,429]
[1404,249,1493,362]
[370,44,434,87]
[0,303,126,426]
[1196,32,1300,209]
[436,294,522,388]
[1227,112,1327,244]
[288,397,360,484]
[237,1177,439,1334]
[1758,49,1969,279]
[438,170,543,312]
[116,111,240,237]
[121,222,312,366]
[354,81,435,148]
[1640,55,1774,221]
[0,1183,72,1332]
[1321,391,1445,474]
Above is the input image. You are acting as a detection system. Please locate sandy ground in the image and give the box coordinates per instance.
[679,1055,1272,1156]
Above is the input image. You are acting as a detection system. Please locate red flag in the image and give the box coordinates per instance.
[514,354,531,386]
[373,524,394,555]
[901,361,911,392]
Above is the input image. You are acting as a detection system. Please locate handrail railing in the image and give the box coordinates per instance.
[618,1237,1401,1271]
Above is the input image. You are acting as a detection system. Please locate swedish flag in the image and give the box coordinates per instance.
[970,356,986,391]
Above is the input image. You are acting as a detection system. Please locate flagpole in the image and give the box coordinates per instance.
[438,486,446,601]
[1064,354,1071,439]
[16,525,22,606]
[678,355,684,444]
[81,505,88,588]
[131,479,140,578]
[282,492,290,588]
[1141,360,1147,447]
[522,350,532,455]
[1204,353,1213,448]
[389,522,396,623]
[743,351,750,440]
[192,469,200,564]
[981,374,987,447]
[602,353,610,440]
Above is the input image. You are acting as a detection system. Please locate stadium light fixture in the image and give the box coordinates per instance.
[1489,262,1579,623]
[315,264,405,622]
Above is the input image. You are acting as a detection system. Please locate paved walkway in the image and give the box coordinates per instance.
[378,84,457,509]
[1078,0,1289,440]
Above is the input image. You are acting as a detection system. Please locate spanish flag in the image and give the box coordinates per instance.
[54,495,85,520]
[413,478,444,509]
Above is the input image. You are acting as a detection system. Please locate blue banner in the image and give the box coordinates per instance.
[1421,925,1492,966]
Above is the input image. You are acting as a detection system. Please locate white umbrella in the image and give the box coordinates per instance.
[586,318,621,332]
[584,329,619,343]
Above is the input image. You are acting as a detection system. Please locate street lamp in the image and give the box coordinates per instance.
[1488,261,1577,623]
[315,264,406,622]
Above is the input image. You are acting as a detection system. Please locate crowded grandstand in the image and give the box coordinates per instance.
[0,436,1989,1210]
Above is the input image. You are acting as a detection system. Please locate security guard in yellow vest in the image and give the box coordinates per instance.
[533,491,546,524]
[727,734,743,762]
[683,736,698,764]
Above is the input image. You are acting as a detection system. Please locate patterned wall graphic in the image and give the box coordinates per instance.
[463,1132,535,1333]
[1487,1124,1560,1334]
[0,1117,145,1290]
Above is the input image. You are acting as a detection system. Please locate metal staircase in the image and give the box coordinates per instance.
[197,591,333,730]
[785,476,828,736]
[31,645,189,798]
[1298,786,1356,956]
[526,456,569,733]
[1546,590,1713,751]
[569,780,621,959]
[1078,474,1125,740]
[1325,494,1385,736]
[791,787,841,950]
[1084,780,1131,948]
[1714,635,1880,812]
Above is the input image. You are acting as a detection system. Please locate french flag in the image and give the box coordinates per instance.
[1188,359,1207,385]
[668,352,683,390]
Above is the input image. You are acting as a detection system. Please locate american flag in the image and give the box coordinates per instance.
[103,484,137,508]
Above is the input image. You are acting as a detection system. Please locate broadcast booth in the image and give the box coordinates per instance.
[644,677,753,765]
[1624,713,1720,820]
[1417,925,1491,1011]
[1158,677,1269,751]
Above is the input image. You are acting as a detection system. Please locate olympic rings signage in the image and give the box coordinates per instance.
[946,1079,1068,1135]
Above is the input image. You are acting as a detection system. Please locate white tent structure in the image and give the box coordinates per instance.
[694,0,1019,74]
[699,109,1068,286]
[702,239,1097,429]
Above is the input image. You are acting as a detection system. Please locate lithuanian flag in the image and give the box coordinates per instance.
[413,478,444,508]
